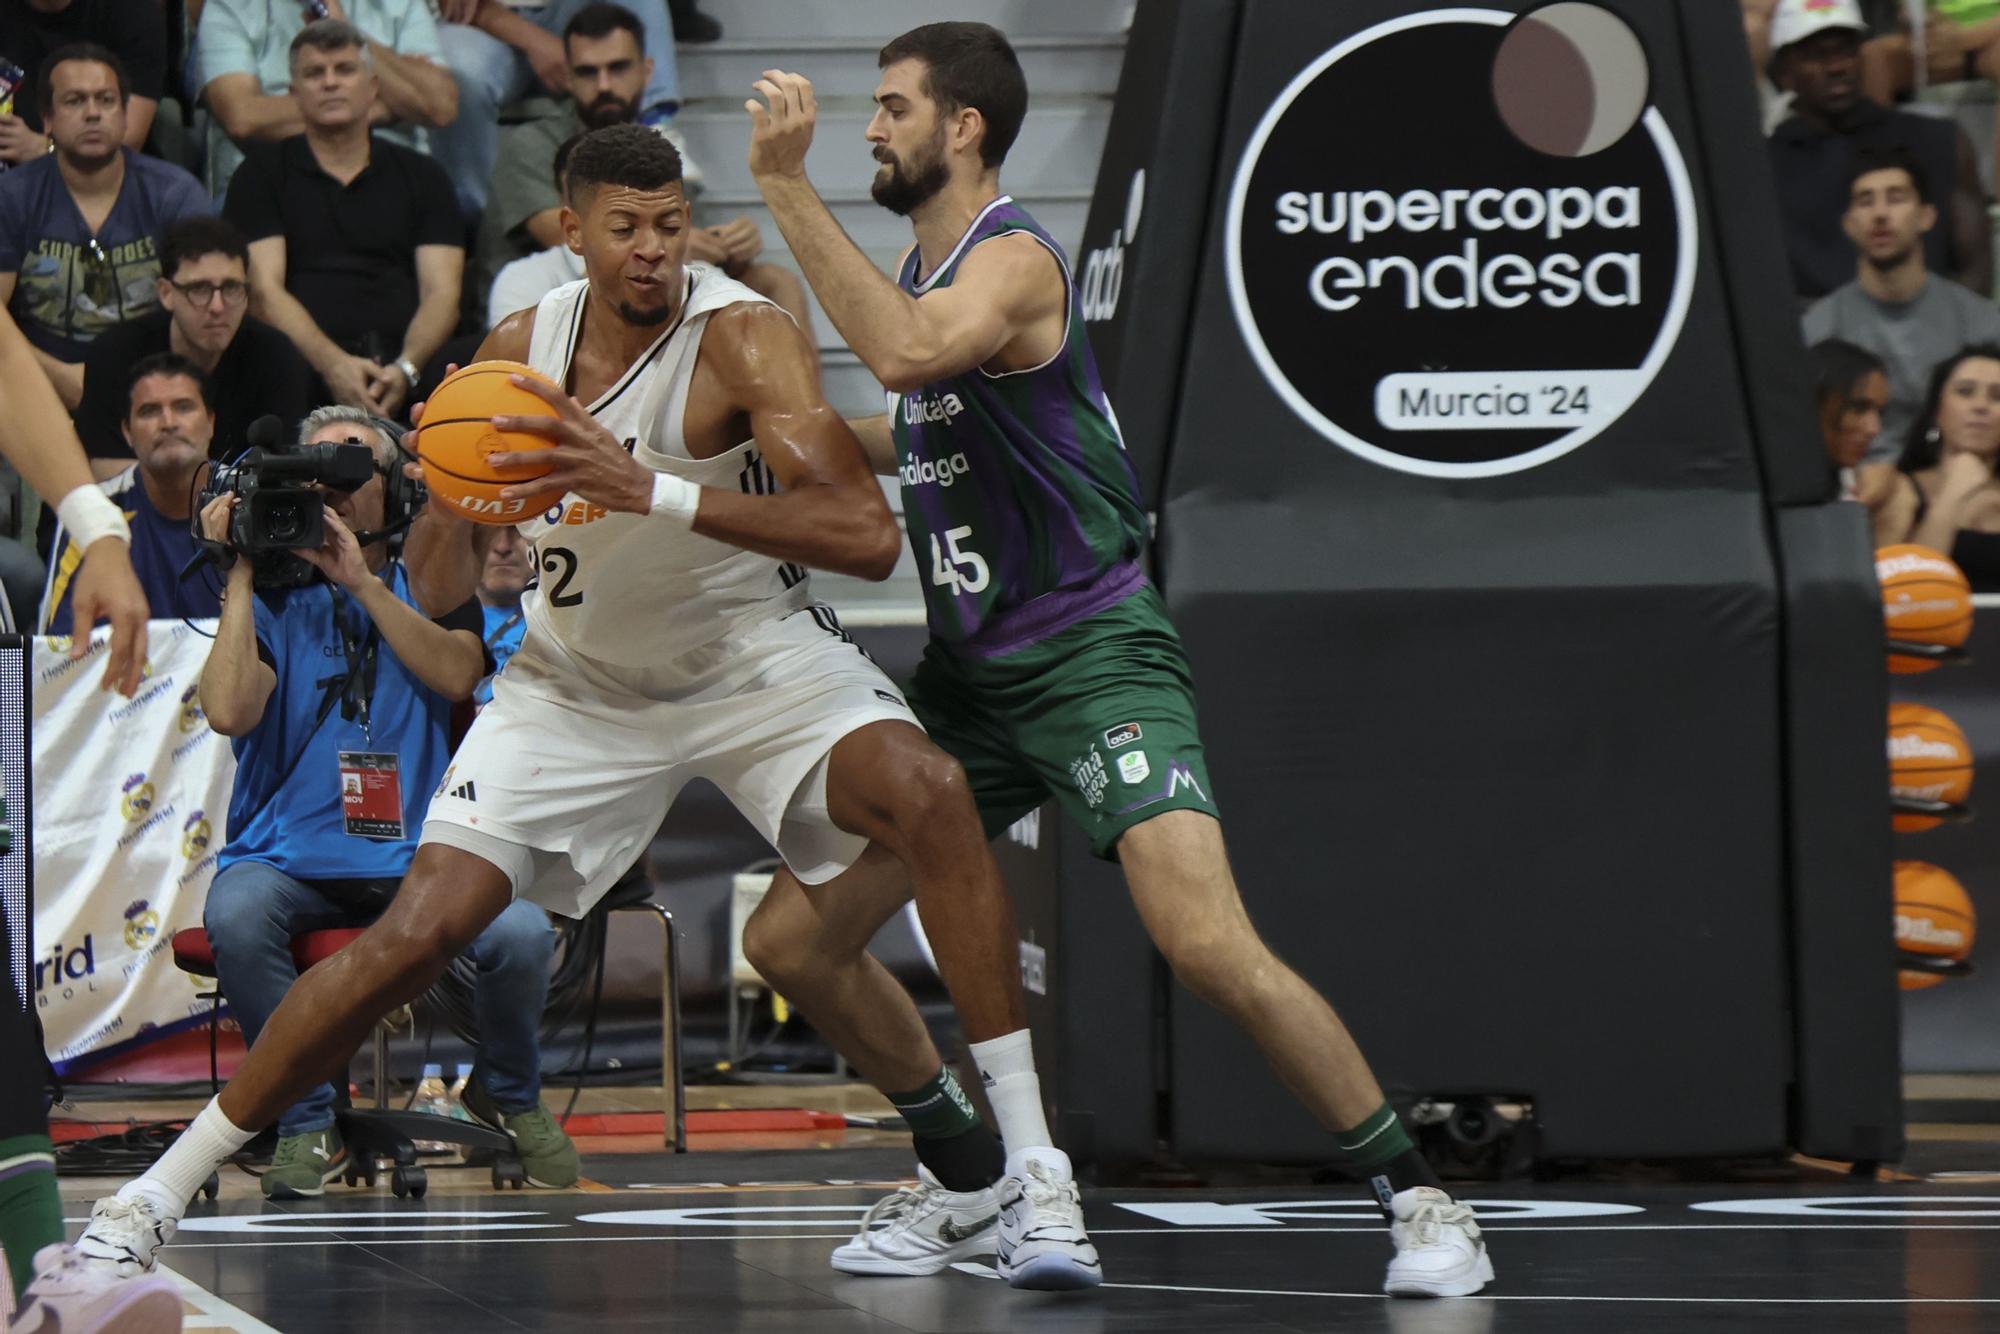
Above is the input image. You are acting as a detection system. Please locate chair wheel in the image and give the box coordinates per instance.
[491,1159,525,1191]
[390,1165,427,1199]
[199,1172,219,1201]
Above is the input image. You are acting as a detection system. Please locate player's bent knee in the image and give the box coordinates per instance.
[1157,927,1270,1011]
[882,751,976,836]
[740,908,811,989]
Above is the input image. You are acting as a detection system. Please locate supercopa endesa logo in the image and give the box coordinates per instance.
[1225,4,1697,477]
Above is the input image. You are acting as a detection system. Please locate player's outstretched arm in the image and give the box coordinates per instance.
[747,70,1062,390]
[846,414,898,474]
[0,307,148,694]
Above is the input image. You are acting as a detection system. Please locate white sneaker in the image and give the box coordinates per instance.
[830,1167,1000,1276]
[995,1148,1101,1291]
[1383,1186,1494,1297]
[10,1243,182,1333]
[75,1194,178,1280]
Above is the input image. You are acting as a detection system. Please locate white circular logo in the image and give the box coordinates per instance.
[1224,5,1697,478]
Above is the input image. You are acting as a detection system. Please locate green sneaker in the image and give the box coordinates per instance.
[461,1079,579,1188]
[262,1126,347,1199]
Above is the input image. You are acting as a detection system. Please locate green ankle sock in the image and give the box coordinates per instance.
[1337,1103,1440,1212]
[1336,1103,1414,1170]
[0,1133,61,1296]
[886,1066,982,1140]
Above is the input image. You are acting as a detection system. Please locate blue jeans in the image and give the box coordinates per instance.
[203,860,556,1137]
[430,0,682,218]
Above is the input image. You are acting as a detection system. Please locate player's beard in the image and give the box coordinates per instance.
[615,296,677,327]
[871,129,949,216]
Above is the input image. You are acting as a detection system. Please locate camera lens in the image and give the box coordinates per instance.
[264,498,310,544]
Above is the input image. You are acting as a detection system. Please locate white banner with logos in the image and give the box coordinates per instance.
[31,622,233,1070]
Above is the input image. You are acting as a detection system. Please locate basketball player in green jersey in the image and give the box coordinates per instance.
[747,22,1493,1296]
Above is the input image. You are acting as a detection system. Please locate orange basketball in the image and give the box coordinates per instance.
[1889,703,1975,832]
[415,360,569,525]
[1877,544,1972,674]
[1895,859,1977,990]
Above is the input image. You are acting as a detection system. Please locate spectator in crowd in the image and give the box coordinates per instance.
[431,0,680,220]
[0,44,209,405]
[1857,2,2000,102]
[224,20,462,419]
[1873,346,2000,583]
[0,0,168,165]
[473,523,526,707]
[1802,148,2000,461]
[75,215,314,466]
[479,6,808,332]
[42,351,220,631]
[488,131,582,324]
[1809,337,1891,502]
[1767,0,1991,300]
[196,0,456,201]
[195,404,575,1199]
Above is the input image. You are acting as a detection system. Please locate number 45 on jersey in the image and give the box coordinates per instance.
[929,525,989,594]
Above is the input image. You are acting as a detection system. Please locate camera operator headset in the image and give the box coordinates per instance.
[195,408,468,844]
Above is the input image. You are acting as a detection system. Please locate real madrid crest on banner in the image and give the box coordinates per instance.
[120,771,155,821]
[1226,3,1695,477]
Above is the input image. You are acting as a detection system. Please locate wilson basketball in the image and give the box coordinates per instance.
[416,360,570,524]
[1889,704,1975,832]
[1895,859,1977,991]
[1877,544,1972,675]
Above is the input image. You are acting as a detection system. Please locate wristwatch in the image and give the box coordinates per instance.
[395,357,420,387]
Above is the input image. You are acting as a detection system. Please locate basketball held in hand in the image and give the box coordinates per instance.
[416,360,570,524]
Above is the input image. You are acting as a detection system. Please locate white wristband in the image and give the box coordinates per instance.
[649,472,700,528]
[56,484,131,551]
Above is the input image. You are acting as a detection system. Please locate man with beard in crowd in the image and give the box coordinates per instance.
[477,2,808,334]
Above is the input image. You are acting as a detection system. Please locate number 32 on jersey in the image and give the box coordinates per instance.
[929,525,989,594]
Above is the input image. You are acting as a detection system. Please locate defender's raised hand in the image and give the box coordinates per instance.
[746,69,818,180]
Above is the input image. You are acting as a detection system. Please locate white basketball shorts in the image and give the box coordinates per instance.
[421,604,916,917]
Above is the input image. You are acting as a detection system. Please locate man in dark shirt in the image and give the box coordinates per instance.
[222,19,461,419]
[43,351,221,631]
[1767,0,1993,300]
[0,0,167,166]
[76,215,314,466]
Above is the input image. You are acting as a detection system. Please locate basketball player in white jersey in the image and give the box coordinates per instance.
[77,124,1099,1293]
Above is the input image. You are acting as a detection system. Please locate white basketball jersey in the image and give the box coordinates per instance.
[519,264,812,665]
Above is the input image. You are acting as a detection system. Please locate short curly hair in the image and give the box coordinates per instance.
[565,123,683,208]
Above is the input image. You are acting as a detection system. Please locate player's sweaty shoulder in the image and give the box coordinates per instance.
[479,306,538,363]
[697,301,818,405]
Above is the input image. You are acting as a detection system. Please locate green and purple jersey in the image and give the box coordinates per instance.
[890,196,1148,656]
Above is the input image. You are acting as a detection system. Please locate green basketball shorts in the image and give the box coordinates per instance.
[904,583,1220,858]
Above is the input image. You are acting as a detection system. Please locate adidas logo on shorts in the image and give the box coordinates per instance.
[448,782,478,802]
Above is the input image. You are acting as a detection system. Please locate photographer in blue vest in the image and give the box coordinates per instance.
[195,404,576,1200]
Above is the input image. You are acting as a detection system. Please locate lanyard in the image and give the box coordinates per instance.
[484,608,523,651]
[332,586,381,743]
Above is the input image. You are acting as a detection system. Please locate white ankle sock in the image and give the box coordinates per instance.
[119,1100,253,1221]
[968,1029,1053,1156]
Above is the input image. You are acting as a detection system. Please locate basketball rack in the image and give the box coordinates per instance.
[1893,796,1975,825]
[1886,639,1973,667]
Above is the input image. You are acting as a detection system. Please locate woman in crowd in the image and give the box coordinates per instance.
[1810,337,1890,501]
[1874,343,2000,589]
